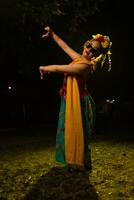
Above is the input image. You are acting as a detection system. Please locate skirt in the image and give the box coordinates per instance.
[55,95,96,168]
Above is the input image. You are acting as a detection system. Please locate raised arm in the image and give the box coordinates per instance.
[42,26,81,60]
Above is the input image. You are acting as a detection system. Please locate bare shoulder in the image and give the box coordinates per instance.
[82,62,96,78]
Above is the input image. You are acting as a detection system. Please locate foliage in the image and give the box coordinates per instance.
[0,0,104,32]
[0,0,106,80]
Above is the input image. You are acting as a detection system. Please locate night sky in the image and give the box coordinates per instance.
[0,0,134,128]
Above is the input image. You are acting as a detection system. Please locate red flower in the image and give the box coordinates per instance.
[96,36,105,42]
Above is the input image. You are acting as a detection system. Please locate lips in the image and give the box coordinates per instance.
[85,49,89,55]
[86,50,92,56]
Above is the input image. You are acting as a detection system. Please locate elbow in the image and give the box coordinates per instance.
[54,65,59,72]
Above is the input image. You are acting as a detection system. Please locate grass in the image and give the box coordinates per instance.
[0,127,134,200]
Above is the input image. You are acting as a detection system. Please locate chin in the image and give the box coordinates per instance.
[84,55,91,60]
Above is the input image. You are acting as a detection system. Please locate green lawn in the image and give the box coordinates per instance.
[0,128,134,200]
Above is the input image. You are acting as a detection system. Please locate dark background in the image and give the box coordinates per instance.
[0,0,133,133]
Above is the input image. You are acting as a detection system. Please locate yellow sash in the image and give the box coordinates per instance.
[65,57,91,166]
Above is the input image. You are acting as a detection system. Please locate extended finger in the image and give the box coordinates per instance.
[42,34,48,38]
[40,72,43,80]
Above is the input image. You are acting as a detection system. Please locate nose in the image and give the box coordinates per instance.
[86,47,92,52]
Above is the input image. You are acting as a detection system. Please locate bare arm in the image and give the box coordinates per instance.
[39,63,91,79]
[42,26,81,60]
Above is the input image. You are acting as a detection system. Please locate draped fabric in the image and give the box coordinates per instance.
[65,76,84,166]
[56,57,96,167]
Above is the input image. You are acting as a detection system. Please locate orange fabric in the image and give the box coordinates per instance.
[59,57,93,98]
[65,57,92,166]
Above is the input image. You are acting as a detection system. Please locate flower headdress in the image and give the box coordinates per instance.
[90,34,112,72]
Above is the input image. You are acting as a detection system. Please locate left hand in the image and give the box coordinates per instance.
[42,26,52,38]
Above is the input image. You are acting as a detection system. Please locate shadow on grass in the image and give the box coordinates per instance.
[24,167,99,200]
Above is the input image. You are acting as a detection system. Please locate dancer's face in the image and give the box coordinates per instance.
[82,40,101,59]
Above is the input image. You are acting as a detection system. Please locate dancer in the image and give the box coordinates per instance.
[39,26,112,171]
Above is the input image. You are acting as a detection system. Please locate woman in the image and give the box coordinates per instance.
[39,27,112,172]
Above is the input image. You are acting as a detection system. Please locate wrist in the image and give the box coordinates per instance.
[51,30,55,39]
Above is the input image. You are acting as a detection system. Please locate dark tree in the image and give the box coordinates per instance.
[0,0,105,80]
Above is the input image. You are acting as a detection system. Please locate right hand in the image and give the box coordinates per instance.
[39,66,48,80]
[42,26,52,38]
